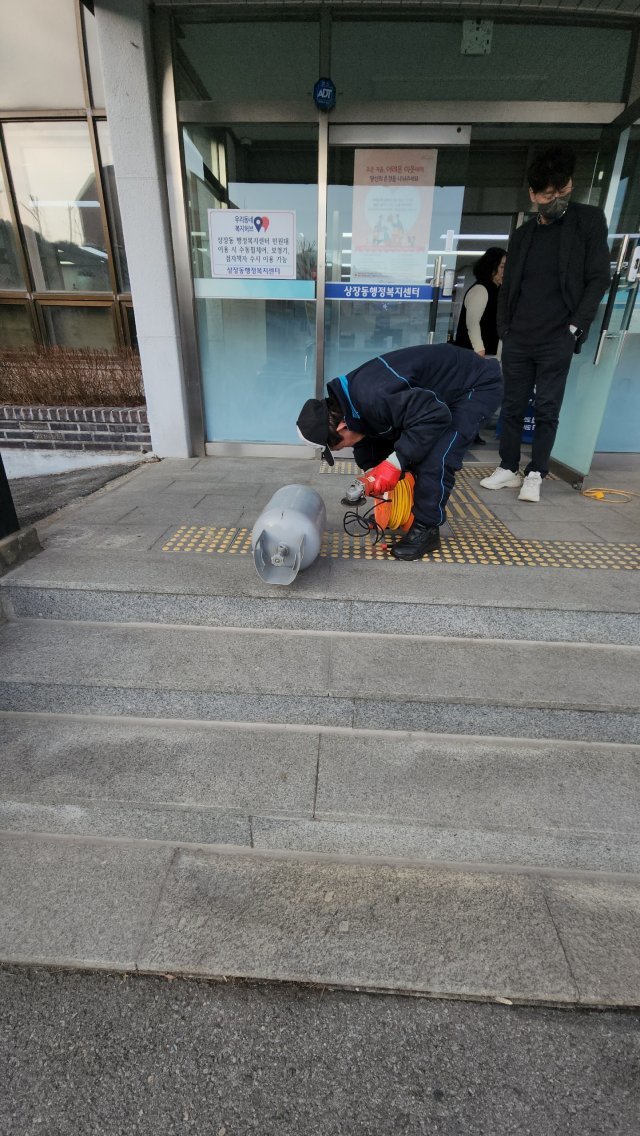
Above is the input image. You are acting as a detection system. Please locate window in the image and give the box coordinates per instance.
[4,121,111,293]
[41,304,117,349]
[82,5,106,109]
[0,302,36,347]
[0,162,25,290]
[0,0,85,110]
[96,122,130,292]
[0,3,136,353]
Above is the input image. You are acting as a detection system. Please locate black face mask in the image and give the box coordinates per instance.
[537,194,571,220]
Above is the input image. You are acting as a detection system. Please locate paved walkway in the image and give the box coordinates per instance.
[2,965,639,1136]
[8,460,143,528]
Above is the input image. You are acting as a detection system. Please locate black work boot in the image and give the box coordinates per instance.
[390,522,440,561]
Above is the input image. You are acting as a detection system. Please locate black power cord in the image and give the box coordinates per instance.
[343,500,386,546]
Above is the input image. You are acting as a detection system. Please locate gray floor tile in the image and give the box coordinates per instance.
[0,621,332,697]
[315,733,640,834]
[543,875,640,1004]
[138,849,576,1000]
[3,539,638,615]
[476,503,523,522]
[0,834,173,968]
[583,522,640,543]
[502,522,609,543]
[0,715,319,816]
[43,524,172,552]
[0,799,251,846]
[252,816,640,875]
[331,635,640,711]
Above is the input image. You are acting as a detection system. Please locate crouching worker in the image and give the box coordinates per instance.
[296,343,502,561]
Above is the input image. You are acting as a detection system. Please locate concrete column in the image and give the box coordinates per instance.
[93,0,196,457]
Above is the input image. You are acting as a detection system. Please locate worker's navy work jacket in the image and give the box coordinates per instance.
[327,343,501,472]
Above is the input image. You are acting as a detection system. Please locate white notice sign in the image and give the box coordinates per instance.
[208,210,296,279]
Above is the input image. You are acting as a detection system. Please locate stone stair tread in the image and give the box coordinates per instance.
[0,712,319,818]
[4,582,639,644]
[2,801,640,877]
[3,542,639,614]
[2,830,640,1005]
[251,816,640,876]
[1,618,638,713]
[2,711,638,827]
[0,798,251,847]
[1,456,639,1006]
[2,713,639,875]
[2,684,637,743]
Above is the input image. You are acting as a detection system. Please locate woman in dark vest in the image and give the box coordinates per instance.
[455,246,507,357]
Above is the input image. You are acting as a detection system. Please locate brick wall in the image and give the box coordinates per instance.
[0,406,151,453]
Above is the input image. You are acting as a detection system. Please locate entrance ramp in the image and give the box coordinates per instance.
[0,450,639,1004]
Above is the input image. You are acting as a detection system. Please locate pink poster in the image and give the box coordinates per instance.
[351,149,437,284]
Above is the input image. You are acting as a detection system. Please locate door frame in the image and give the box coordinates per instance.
[318,122,472,397]
[550,124,638,486]
[159,10,629,457]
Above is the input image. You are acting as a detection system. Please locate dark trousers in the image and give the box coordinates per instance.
[354,366,503,529]
[499,332,575,476]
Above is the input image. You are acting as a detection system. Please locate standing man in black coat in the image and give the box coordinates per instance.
[481,145,610,503]
[296,343,502,561]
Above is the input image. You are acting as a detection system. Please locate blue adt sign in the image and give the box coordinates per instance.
[313,78,336,111]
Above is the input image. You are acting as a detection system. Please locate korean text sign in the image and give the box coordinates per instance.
[208,210,296,279]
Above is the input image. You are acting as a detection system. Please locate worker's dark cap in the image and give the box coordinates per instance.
[296,398,334,466]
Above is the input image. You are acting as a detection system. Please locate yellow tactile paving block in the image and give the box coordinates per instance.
[162,466,640,570]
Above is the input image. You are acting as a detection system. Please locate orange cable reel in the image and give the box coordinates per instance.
[358,472,415,549]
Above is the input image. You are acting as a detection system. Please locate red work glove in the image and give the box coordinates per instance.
[360,458,402,497]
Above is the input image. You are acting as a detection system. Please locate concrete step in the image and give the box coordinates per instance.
[4,580,639,645]
[2,828,640,1005]
[0,618,638,743]
[2,458,638,1006]
[2,713,640,875]
[3,542,639,644]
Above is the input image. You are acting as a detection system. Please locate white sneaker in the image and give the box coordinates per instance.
[479,466,521,490]
[518,472,542,502]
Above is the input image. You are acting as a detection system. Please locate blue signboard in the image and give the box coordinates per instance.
[313,78,336,111]
[325,283,434,301]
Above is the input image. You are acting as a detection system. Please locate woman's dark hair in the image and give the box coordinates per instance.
[326,393,344,447]
[527,145,576,193]
[473,247,507,287]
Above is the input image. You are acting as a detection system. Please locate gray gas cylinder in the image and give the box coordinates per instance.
[251,484,326,585]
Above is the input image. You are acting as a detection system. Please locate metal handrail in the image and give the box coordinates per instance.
[594,234,629,366]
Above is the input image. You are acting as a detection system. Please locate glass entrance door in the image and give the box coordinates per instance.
[323,130,472,383]
[551,125,640,481]
[552,233,639,482]
[183,121,319,448]
[596,238,640,452]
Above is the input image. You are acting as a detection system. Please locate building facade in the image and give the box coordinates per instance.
[1,0,639,476]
